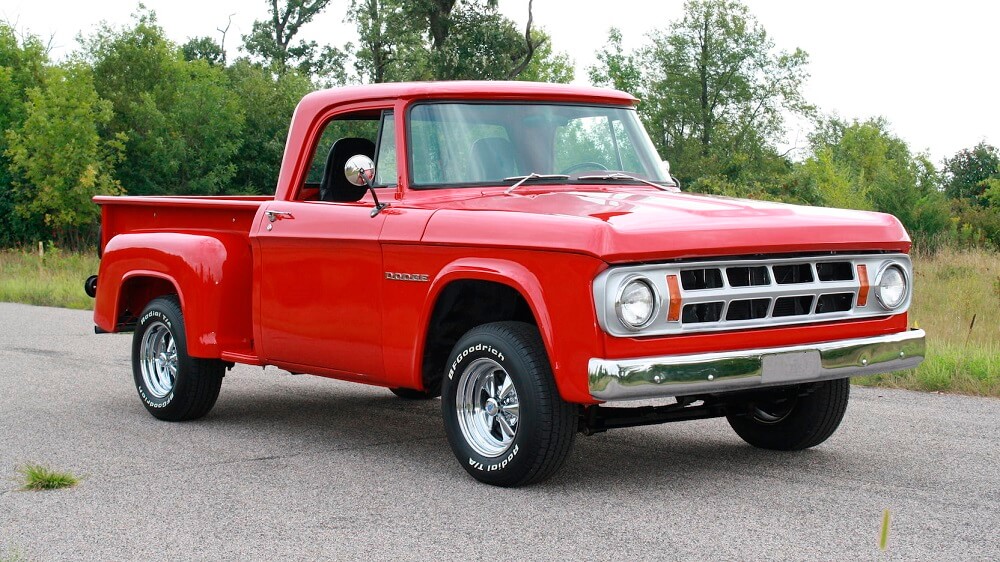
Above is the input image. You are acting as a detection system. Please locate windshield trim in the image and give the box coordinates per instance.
[404,100,653,191]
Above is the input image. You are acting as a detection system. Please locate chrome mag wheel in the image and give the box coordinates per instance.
[455,358,520,457]
[140,321,177,398]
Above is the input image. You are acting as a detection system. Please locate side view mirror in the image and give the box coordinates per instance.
[345,154,375,187]
[661,159,681,190]
[344,154,388,218]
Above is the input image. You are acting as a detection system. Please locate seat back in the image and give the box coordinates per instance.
[471,137,518,182]
[320,137,376,202]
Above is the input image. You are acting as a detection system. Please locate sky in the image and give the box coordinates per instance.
[3,0,997,164]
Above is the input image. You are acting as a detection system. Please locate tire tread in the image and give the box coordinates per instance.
[727,378,850,451]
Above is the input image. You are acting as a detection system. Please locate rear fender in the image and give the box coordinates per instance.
[94,232,253,358]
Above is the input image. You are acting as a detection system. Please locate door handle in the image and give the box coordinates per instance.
[265,210,294,222]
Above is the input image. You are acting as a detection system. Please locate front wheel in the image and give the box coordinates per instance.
[132,296,225,421]
[726,379,850,450]
[441,322,577,487]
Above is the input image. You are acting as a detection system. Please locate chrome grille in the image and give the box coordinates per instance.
[594,254,914,337]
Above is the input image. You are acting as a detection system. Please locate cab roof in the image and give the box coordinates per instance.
[296,81,638,114]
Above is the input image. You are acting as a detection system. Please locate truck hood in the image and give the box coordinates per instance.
[418,188,911,262]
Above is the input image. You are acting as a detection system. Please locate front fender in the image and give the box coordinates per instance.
[426,257,556,361]
[94,232,253,358]
[414,255,607,404]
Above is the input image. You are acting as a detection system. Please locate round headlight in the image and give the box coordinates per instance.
[616,278,656,330]
[876,265,908,310]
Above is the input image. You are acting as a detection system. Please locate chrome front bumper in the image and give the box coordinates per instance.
[588,329,926,401]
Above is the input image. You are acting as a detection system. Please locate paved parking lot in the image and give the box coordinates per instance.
[1,303,998,560]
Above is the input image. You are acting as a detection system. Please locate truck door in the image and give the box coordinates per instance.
[253,108,396,380]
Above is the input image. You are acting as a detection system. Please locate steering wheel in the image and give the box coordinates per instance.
[561,161,609,175]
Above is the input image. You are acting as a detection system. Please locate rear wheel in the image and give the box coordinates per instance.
[726,379,850,450]
[441,322,577,487]
[132,296,225,421]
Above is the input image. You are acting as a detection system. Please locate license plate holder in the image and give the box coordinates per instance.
[761,350,821,384]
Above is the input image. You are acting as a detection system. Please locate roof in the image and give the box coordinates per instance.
[296,81,638,113]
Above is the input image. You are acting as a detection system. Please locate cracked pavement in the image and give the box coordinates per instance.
[1,302,998,560]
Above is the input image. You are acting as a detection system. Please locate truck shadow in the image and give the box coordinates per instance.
[196,381,850,490]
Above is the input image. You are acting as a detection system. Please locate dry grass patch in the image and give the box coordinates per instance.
[856,248,1000,396]
[0,248,98,310]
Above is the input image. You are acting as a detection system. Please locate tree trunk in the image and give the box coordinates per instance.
[699,13,711,153]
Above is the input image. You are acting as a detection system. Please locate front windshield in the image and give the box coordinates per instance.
[407,103,667,187]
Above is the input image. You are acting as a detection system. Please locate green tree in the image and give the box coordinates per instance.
[182,36,225,66]
[350,0,566,83]
[0,23,49,246]
[587,28,642,95]
[168,60,245,194]
[429,1,559,80]
[351,0,428,83]
[227,60,312,193]
[243,0,348,82]
[588,1,810,186]
[942,142,999,205]
[514,30,574,84]
[5,62,124,247]
[797,116,950,246]
[83,9,245,195]
[83,10,180,194]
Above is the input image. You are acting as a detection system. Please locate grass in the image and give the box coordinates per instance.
[0,248,98,310]
[855,248,1000,396]
[17,464,80,491]
[0,246,997,396]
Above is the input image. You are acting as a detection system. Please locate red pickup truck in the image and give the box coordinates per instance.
[88,81,925,486]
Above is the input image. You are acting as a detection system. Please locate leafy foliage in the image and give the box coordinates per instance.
[349,0,572,83]
[182,36,226,66]
[0,0,997,254]
[5,62,123,246]
[351,0,429,83]
[942,142,999,205]
[83,9,244,196]
[641,0,811,184]
[227,60,312,193]
[796,117,951,247]
[243,0,349,81]
[0,23,49,246]
[588,28,642,96]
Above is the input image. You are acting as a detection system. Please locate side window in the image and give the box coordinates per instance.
[373,112,397,187]
[305,118,379,185]
[612,119,643,173]
[299,109,398,201]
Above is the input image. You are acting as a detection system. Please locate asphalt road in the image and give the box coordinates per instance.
[1,302,997,561]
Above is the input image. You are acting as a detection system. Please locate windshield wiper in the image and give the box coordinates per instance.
[503,173,570,195]
[578,172,678,192]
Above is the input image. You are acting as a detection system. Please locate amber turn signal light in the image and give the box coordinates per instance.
[857,264,870,307]
[666,274,682,322]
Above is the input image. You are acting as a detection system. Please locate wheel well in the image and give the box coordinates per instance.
[117,276,178,330]
[422,280,537,394]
